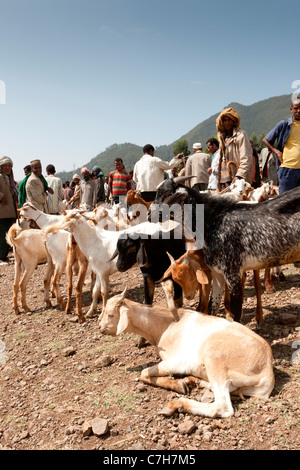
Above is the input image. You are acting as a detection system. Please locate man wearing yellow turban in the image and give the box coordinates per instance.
[216,107,253,190]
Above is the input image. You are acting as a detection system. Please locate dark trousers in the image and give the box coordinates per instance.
[192,183,208,192]
[278,167,300,194]
[0,218,15,260]
[141,191,156,202]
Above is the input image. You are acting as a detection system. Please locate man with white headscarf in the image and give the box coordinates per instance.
[0,156,18,264]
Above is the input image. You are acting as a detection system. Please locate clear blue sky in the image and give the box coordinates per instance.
[0,0,299,181]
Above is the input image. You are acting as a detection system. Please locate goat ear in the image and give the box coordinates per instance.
[189,258,209,285]
[136,239,148,267]
[116,308,129,335]
[195,269,209,285]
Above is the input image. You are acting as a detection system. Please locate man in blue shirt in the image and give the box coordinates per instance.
[262,97,300,194]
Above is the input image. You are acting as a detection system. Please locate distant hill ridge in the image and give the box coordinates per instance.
[57,94,291,181]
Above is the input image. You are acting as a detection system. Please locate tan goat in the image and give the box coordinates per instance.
[159,250,264,323]
[99,289,275,418]
[6,224,54,314]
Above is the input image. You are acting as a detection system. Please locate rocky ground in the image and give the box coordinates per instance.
[0,254,299,451]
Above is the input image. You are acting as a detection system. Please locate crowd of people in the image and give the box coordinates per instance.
[1,97,300,265]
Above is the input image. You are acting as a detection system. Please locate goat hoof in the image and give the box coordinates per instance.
[78,316,86,324]
[137,337,147,348]
[177,379,190,394]
[265,287,276,294]
[158,406,175,417]
[86,310,97,318]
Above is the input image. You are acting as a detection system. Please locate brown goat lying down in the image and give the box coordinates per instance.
[99,289,275,419]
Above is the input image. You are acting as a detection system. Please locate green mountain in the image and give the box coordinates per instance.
[57,94,291,182]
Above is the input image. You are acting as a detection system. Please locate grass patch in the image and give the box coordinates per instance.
[103,385,139,412]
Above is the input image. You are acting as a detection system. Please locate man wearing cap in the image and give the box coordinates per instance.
[80,167,96,210]
[25,160,53,212]
[185,143,212,191]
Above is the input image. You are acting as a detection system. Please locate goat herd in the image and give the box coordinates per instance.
[5,177,300,419]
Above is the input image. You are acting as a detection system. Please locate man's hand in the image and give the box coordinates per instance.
[274,149,283,164]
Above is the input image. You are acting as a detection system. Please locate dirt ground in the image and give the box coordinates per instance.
[0,252,299,451]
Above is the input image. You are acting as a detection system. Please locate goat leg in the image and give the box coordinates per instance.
[227,278,244,322]
[140,362,197,394]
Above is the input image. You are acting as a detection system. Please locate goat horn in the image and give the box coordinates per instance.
[109,248,119,261]
[166,251,176,265]
[118,287,128,303]
[174,175,195,185]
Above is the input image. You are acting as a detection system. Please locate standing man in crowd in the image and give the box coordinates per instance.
[80,167,96,210]
[133,144,184,202]
[23,165,31,176]
[62,181,74,202]
[92,165,105,206]
[206,138,220,191]
[69,174,81,208]
[25,159,53,212]
[185,142,211,191]
[45,164,63,214]
[0,156,18,265]
[263,97,300,194]
[104,176,110,202]
[216,107,253,190]
[109,158,131,204]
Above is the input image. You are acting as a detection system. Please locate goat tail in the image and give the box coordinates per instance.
[5,223,21,247]
[42,221,62,238]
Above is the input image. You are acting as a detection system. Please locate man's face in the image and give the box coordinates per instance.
[222,116,235,133]
[1,163,12,176]
[114,160,123,171]
[291,101,300,121]
[31,163,42,177]
[83,171,90,181]
[207,142,217,155]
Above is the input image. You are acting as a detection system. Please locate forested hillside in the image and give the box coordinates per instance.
[57,94,291,181]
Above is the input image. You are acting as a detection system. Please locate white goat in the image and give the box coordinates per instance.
[221,179,252,201]
[44,212,122,318]
[99,289,275,419]
[44,214,184,318]
[247,182,271,202]
[19,203,87,320]
[6,224,54,314]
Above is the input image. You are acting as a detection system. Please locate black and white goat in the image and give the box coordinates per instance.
[152,178,300,322]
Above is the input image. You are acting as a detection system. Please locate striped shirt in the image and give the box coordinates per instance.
[109,170,131,196]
